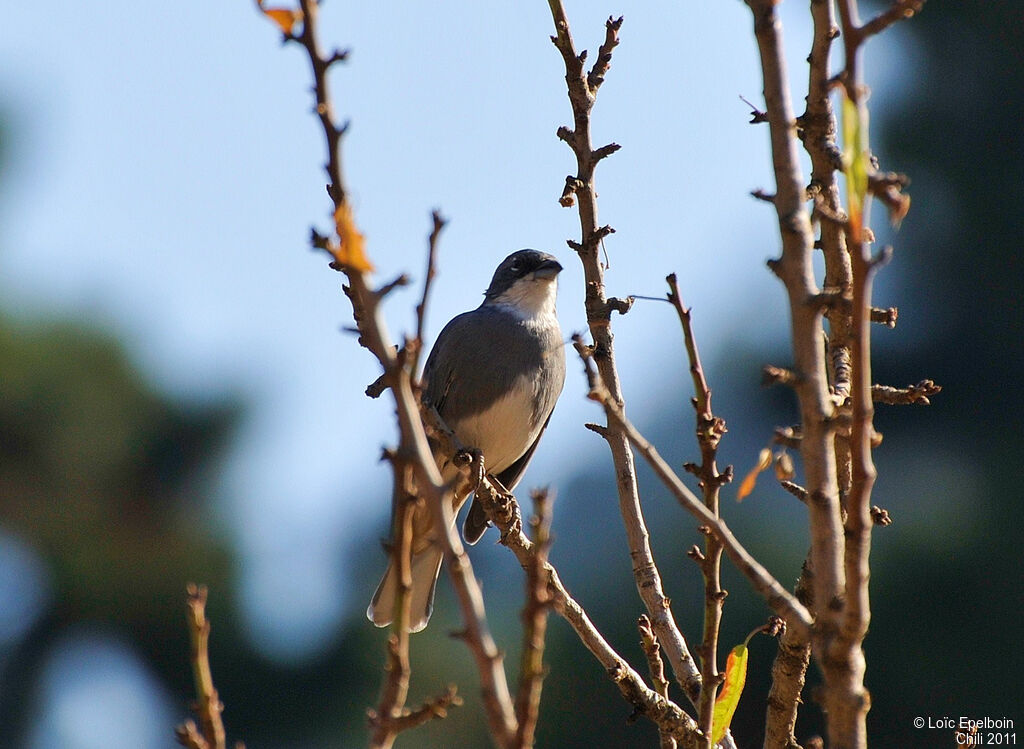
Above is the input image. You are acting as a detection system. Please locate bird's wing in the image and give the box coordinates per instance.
[423,307,540,423]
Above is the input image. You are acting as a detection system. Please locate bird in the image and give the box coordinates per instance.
[367,249,566,632]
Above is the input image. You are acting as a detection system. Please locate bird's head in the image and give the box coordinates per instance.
[483,249,563,319]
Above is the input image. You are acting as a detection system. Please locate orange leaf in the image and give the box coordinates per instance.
[332,203,374,273]
[258,2,303,35]
[712,644,749,744]
[737,447,772,501]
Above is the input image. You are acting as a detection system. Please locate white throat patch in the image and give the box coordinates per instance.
[492,274,559,322]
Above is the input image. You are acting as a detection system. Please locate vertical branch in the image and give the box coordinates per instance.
[742,1,848,721]
[546,2,703,704]
[412,210,446,377]
[764,561,814,749]
[763,0,844,743]
[368,456,416,749]
[639,616,677,749]
[294,0,348,209]
[742,1,921,746]
[514,489,555,749]
[175,584,236,749]
[666,275,730,747]
[826,1,918,744]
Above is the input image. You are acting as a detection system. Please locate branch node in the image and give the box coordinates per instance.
[871,379,942,405]
[739,94,768,124]
[606,296,634,316]
[780,480,809,504]
[870,506,893,526]
[870,306,899,328]
[762,365,802,388]
[559,175,583,207]
[593,142,622,162]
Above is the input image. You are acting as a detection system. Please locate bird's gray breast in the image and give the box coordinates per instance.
[423,306,565,475]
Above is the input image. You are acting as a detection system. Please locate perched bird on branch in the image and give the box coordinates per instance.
[368,249,566,632]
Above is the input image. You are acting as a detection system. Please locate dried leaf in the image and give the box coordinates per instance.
[712,643,749,744]
[737,447,772,501]
[265,8,302,34]
[774,451,795,482]
[255,1,303,35]
[332,203,374,273]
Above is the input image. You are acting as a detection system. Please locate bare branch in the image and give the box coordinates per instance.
[666,275,731,747]
[639,616,677,749]
[175,585,236,749]
[368,457,417,749]
[413,211,446,376]
[854,0,926,44]
[744,0,847,709]
[259,7,506,746]
[428,456,518,747]
[575,338,814,636]
[546,0,702,704]
[420,405,702,745]
[871,380,941,405]
[514,489,555,748]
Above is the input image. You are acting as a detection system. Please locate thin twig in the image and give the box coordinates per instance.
[368,455,417,749]
[383,685,463,733]
[639,616,677,749]
[853,0,926,44]
[514,488,555,748]
[546,0,703,706]
[175,585,236,749]
[413,211,446,377]
[871,380,941,405]
[666,275,729,749]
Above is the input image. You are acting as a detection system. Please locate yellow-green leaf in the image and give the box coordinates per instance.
[842,93,870,241]
[711,644,749,744]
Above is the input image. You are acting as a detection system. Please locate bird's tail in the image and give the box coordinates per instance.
[366,544,445,633]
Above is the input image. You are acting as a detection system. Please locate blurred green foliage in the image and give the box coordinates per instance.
[0,317,237,741]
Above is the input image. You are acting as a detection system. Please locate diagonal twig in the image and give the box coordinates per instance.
[574,337,814,637]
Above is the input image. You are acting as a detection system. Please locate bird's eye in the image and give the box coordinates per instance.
[510,261,521,273]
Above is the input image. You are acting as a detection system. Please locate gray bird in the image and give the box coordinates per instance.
[368,249,566,632]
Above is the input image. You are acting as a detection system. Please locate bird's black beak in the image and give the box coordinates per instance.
[533,258,563,280]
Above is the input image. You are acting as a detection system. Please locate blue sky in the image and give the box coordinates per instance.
[0,0,919,671]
